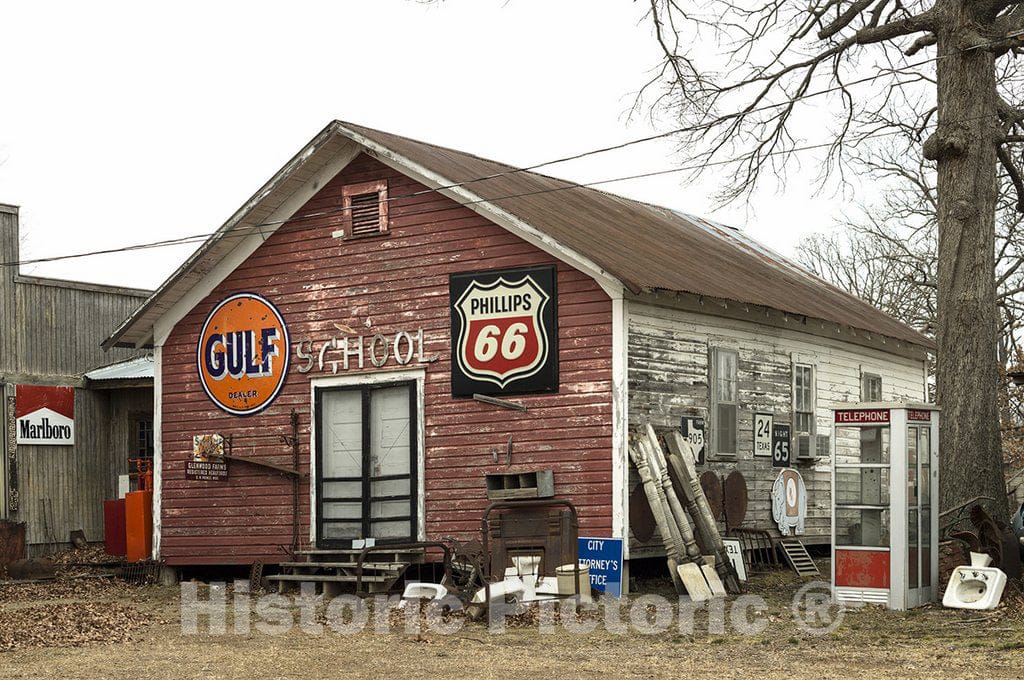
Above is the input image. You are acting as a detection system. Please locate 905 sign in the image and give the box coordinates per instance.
[681,417,706,465]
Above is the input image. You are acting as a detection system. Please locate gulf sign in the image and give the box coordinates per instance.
[450,265,558,396]
[197,292,290,416]
[16,385,74,445]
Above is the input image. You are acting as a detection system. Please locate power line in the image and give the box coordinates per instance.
[0,124,937,269]
[403,36,997,194]
[3,36,1015,270]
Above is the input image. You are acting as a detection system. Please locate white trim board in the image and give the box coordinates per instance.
[152,142,364,348]
[151,344,163,560]
[611,294,629,557]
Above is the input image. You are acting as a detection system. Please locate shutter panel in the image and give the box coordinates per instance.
[350,192,382,236]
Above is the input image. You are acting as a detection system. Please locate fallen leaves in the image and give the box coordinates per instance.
[0,576,135,605]
[0,602,151,651]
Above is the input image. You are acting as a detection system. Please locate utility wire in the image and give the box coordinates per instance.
[3,36,1017,269]
[0,124,948,269]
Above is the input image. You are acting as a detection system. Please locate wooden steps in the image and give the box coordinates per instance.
[268,547,424,595]
[779,538,820,577]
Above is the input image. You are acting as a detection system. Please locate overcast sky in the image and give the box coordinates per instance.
[0,1,852,290]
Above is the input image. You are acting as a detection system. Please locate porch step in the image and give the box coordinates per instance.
[294,549,426,564]
[779,538,820,577]
[266,573,395,584]
[266,570,406,595]
[275,548,423,595]
[296,548,423,561]
[279,561,407,571]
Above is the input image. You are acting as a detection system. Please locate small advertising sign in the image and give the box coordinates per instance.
[15,385,75,446]
[186,434,228,481]
[754,412,774,457]
[771,423,791,468]
[449,265,558,396]
[578,536,624,597]
[680,417,706,465]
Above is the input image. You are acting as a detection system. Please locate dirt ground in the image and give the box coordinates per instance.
[2,563,1023,679]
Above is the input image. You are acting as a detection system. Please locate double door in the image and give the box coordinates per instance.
[315,381,417,546]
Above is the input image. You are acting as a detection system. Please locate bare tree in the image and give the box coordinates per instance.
[796,228,937,336]
[642,0,1024,519]
[796,134,1024,366]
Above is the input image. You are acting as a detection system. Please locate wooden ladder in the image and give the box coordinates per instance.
[778,538,820,577]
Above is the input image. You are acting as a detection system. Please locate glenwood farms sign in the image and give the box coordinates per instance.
[197,292,290,416]
[450,265,558,396]
[16,385,75,445]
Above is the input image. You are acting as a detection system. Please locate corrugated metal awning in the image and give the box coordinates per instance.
[84,356,154,381]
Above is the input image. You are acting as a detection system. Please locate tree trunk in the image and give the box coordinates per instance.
[932,1,1008,522]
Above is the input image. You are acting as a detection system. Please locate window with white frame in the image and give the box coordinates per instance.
[794,363,816,458]
[711,348,738,456]
[861,372,882,401]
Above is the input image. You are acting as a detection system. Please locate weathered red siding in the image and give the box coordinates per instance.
[159,154,613,565]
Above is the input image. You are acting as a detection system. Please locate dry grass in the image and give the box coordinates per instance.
[1,566,1022,679]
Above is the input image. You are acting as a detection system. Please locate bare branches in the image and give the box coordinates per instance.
[799,128,1024,358]
[818,0,878,39]
[905,33,937,55]
[639,0,938,201]
[998,144,1024,211]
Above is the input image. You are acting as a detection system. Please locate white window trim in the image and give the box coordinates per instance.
[792,357,818,458]
[859,364,884,402]
[308,368,426,545]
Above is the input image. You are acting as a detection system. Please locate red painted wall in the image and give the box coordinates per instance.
[159,154,613,565]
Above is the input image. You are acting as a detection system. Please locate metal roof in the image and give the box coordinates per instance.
[84,355,154,381]
[103,120,932,351]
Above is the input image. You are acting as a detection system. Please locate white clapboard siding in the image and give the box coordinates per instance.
[627,302,927,554]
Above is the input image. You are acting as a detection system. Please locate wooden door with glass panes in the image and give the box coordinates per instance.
[314,382,417,546]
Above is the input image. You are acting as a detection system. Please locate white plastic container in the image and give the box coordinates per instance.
[556,564,592,602]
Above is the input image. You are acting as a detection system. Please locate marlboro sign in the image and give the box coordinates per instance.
[16,385,75,446]
[449,265,558,396]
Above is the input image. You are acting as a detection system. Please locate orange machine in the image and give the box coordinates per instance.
[125,459,154,562]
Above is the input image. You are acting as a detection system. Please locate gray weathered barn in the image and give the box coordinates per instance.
[1,203,153,555]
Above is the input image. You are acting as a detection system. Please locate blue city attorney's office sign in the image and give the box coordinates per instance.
[578,536,624,597]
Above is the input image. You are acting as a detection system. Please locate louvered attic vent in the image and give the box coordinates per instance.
[334,179,389,239]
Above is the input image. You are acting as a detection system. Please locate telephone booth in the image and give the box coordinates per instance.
[831,403,939,610]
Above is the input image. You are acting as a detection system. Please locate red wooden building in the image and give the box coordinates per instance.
[104,122,931,572]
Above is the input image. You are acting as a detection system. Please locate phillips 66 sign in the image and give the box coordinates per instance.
[449,265,558,396]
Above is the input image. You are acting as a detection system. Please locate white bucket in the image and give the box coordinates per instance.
[556,564,592,602]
